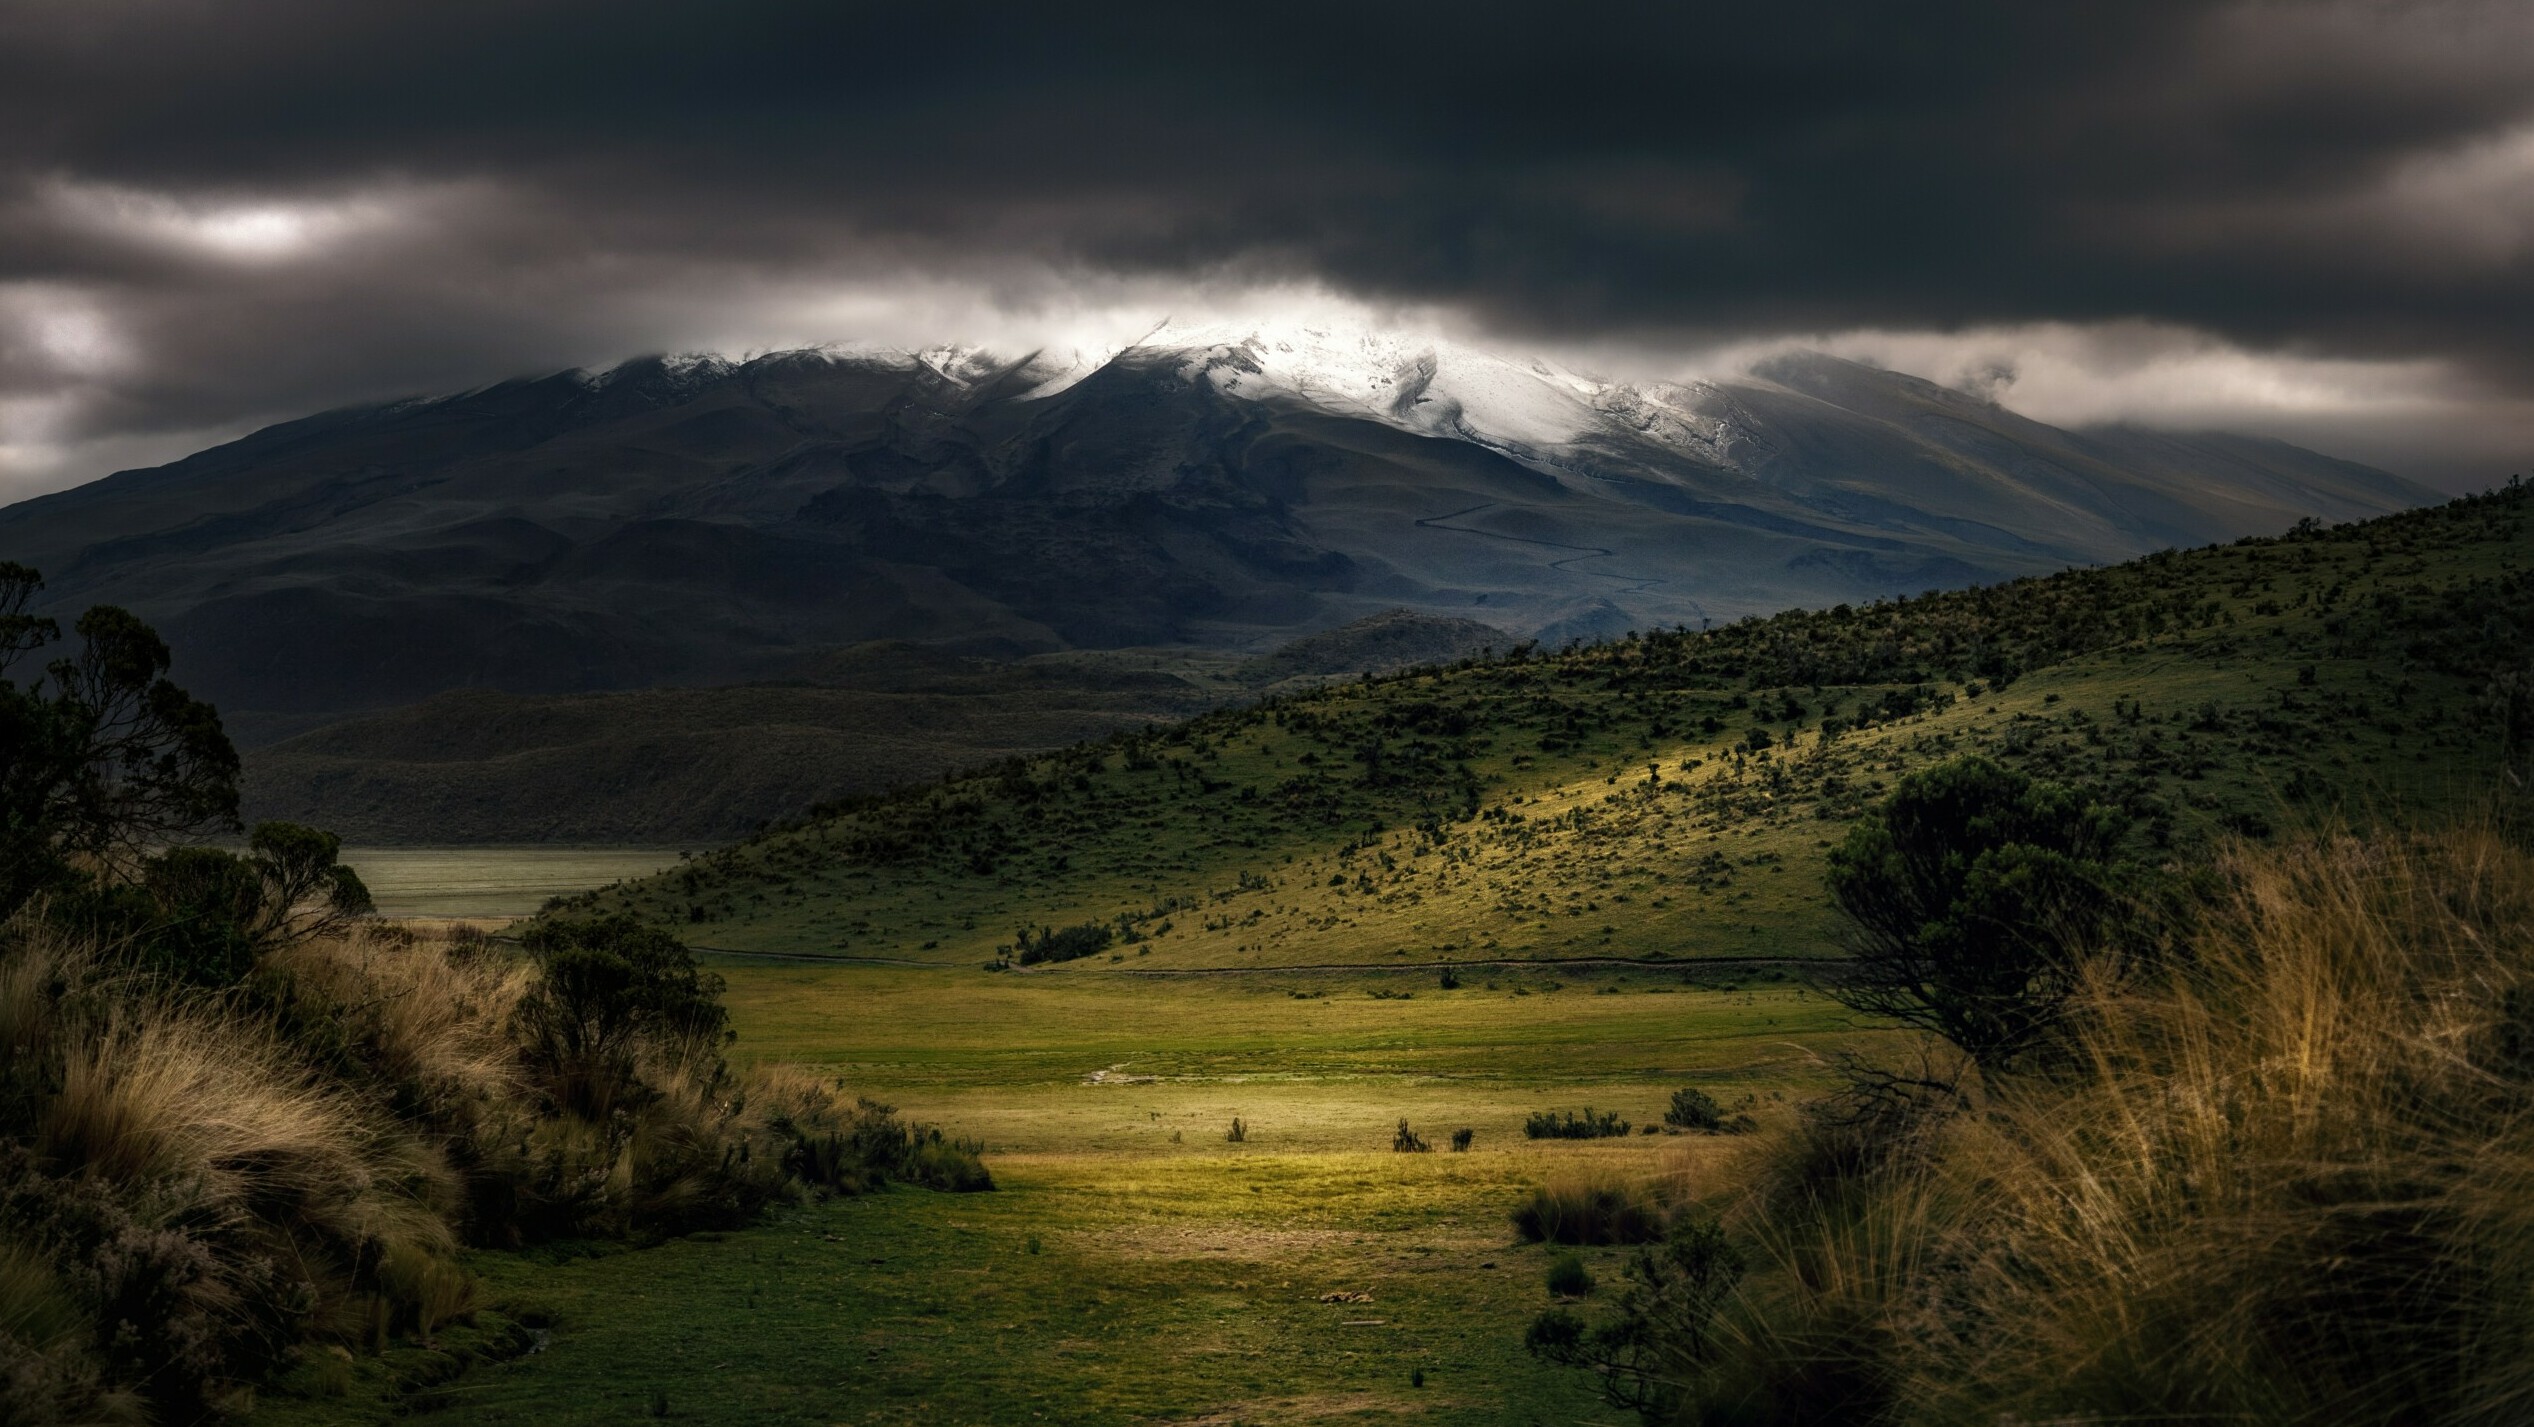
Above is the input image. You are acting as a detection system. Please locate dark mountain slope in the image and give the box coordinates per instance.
[0,334,2437,731]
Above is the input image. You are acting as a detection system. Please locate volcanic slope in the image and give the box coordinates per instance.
[0,323,2431,724]
[567,485,2534,967]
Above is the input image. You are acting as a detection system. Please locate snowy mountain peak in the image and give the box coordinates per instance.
[593,319,1754,472]
[1119,316,1743,468]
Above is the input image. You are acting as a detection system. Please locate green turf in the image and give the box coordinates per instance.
[262,967,1887,1426]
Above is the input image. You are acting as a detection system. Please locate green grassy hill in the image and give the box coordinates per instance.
[569,486,2532,967]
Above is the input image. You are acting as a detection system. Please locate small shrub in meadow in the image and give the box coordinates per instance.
[1227,1116,1247,1143]
[1662,1087,1761,1135]
[1546,1253,1596,1298]
[1450,1127,1475,1152]
[1393,1118,1431,1152]
[1523,1107,1630,1139]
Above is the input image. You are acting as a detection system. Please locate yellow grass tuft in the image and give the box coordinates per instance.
[1681,824,2534,1427]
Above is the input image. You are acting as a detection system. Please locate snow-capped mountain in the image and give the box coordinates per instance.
[994,318,1748,471]
[0,323,2433,720]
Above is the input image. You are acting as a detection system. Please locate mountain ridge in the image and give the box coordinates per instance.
[0,326,2437,729]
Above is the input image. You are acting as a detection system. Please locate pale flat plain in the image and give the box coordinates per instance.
[340,846,687,919]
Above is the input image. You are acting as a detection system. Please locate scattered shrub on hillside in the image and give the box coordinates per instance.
[1511,1175,1668,1246]
[1393,1118,1431,1152]
[1226,1116,1247,1143]
[1662,1088,1757,1135]
[1450,1127,1475,1152]
[1011,921,1112,966]
[1524,1107,1630,1139]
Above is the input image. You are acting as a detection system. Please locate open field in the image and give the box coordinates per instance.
[342,846,687,919]
[275,963,1889,1426]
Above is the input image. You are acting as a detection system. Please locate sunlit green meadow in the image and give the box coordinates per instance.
[300,962,1887,1426]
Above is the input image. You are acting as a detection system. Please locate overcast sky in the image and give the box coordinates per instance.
[4,0,2532,499]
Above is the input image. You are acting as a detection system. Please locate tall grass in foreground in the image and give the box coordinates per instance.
[1,929,467,1423]
[0,921,986,1424]
[1619,826,2534,1426]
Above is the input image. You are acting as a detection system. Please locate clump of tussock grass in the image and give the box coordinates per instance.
[1557,825,2534,1427]
[0,927,466,1422]
[1511,1172,1670,1246]
[743,1068,991,1196]
[0,916,989,1421]
[1894,825,2534,1426]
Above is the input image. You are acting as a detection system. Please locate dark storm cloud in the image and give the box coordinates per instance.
[4,0,2532,489]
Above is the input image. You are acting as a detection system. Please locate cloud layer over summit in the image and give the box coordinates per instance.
[4,0,2532,495]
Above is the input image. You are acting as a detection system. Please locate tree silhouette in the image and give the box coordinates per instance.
[0,563,239,918]
[1823,756,2131,1070]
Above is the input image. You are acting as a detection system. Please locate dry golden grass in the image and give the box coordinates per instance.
[1682,824,2534,1427]
[2,902,991,1420]
[1,925,472,1421]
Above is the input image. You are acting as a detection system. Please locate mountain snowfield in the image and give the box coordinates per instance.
[752,317,1753,474]
[0,316,2436,725]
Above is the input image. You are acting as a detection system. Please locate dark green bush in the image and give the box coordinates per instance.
[515,915,728,1114]
[1663,1088,1758,1135]
[1524,1108,1630,1139]
[1823,755,2138,1069]
[1546,1253,1596,1298]
[1013,921,1112,966]
[1526,1217,1746,1421]
[46,822,372,988]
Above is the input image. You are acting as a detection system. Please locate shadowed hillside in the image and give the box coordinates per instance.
[240,613,1515,843]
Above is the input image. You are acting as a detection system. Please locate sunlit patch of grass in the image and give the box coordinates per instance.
[284,968,1869,1425]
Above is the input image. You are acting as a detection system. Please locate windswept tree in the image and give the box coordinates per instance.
[1822,755,2135,1070]
[0,563,240,917]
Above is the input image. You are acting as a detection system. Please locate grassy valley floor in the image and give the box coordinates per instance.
[275,964,1886,1426]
